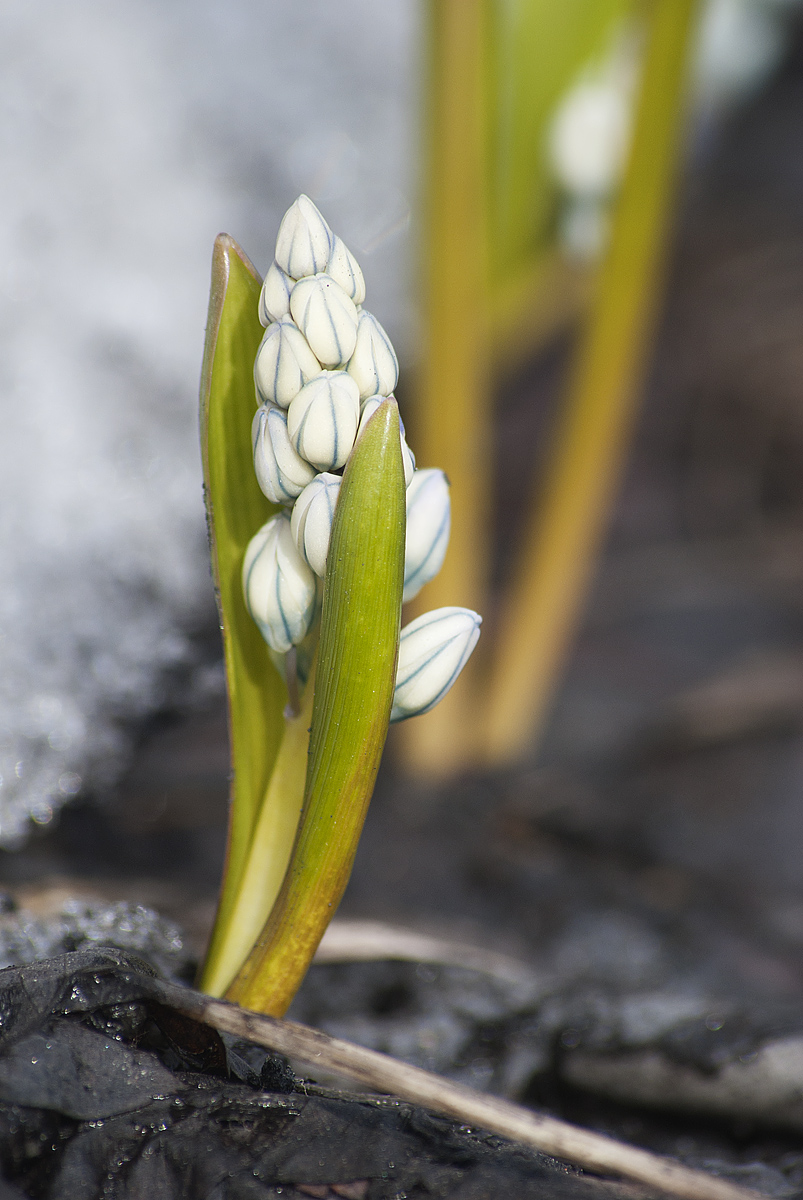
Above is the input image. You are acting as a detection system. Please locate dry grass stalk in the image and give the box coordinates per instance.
[156,979,768,1200]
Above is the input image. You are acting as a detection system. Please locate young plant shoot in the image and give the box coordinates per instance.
[199,197,481,1015]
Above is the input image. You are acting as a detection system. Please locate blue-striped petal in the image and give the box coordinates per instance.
[286,371,360,472]
[252,405,316,503]
[242,514,317,653]
[290,274,359,368]
[390,607,481,722]
[327,234,365,304]
[403,469,450,602]
[290,473,342,577]
[259,260,294,325]
[254,318,322,409]
[347,309,398,399]
[274,195,332,279]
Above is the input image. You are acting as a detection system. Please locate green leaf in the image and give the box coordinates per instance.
[198,235,286,989]
[227,398,406,1016]
[200,662,316,997]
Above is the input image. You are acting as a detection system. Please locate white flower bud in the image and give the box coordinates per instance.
[326,234,366,305]
[252,405,316,503]
[390,607,482,723]
[243,513,317,653]
[290,473,341,577]
[274,194,332,279]
[403,469,450,603]
[287,370,360,471]
[358,396,415,487]
[346,309,399,399]
[290,273,359,368]
[259,260,294,326]
[254,318,322,409]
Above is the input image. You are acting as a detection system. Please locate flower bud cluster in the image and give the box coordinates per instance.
[244,196,480,719]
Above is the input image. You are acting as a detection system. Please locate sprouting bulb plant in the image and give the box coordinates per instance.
[199,196,480,1016]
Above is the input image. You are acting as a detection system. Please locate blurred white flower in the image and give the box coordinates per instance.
[287,370,360,471]
[390,607,481,722]
[252,405,316,503]
[274,194,332,279]
[403,468,450,603]
[291,472,341,577]
[326,234,366,304]
[357,396,415,486]
[242,513,317,653]
[259,260,294,326]
[547,24,640,261]
[254,318,322,409]
[290,273,359,367]
[347,309,399,399]
[549,77,632,198]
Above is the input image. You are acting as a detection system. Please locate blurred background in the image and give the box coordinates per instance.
[3,0,803,1057]
[0,0,419,849]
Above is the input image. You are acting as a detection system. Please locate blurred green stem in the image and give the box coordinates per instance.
[484,0,700,763]
[400,0,490,776]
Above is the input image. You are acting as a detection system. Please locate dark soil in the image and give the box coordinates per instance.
[0,947,658,1199]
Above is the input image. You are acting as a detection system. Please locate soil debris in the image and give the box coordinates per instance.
[0,947,651,1200]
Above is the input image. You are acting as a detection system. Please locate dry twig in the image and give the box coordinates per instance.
[155,980,767,1200]
[314,918,539,984]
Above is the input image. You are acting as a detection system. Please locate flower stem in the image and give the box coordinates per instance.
[199,664,315,997]
[283,648,300,719]
[484,0,700,763]
[399,0,491,776]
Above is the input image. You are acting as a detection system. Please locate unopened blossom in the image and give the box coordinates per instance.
[326,234,365,305]
[259,260,294,326]
[403,469,450,603]
[358,397,414,487]
[290,274,359,368]
[243,513,317,653]
[254,318,322,409]
[252,405,316,504]
[390,607,481,722]
[347,309,399,399]
[291,473,341,578]
[287,370,360,472]
[274,194,332,279]
[244,195,482,724]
